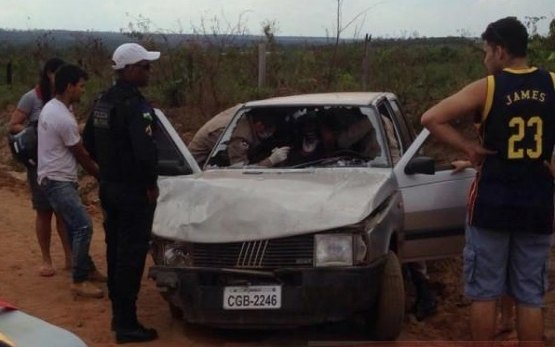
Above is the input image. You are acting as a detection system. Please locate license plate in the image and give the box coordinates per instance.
[223,285,281,310]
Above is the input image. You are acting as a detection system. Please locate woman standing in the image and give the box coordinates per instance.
[8,58,72,277]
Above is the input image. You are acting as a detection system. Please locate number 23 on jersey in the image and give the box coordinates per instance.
[508,116,543,159]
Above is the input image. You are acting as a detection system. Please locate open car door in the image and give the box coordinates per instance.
[394,129,475,262]
[153,109,201,176]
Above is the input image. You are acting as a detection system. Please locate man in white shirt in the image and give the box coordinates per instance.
[37,64,105,298]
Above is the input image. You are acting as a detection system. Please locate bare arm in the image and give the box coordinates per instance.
[421,78,495,166]
[69,141,99,179]
[451,160,472,173]
[8,109,28,134]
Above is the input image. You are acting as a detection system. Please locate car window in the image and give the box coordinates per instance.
[153,119,194,175]
[417,133,473,171]
[205,106,391,169]
[377,103,402,165]
[387,98,415,149]
[415,119,478,170]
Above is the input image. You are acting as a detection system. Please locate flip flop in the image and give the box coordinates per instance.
[38,265,55,277]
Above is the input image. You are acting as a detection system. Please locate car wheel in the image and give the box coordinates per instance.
[367,251,405,340]
[168,301,184,320]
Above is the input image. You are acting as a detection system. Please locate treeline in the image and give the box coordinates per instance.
[0,26,554,138]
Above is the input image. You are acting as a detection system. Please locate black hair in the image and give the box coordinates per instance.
[250,111,276,127]
[39,57,65,102]
[54,64,89,95]
[481,16,528,57]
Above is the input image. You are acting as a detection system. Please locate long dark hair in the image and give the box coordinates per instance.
[39,58,65,102]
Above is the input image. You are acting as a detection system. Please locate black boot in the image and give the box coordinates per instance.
[116,325,158,344]
[414,295,437,321]
[408,263,437,321]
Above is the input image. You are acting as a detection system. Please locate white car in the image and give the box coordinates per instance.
[0,301,86,347]
[148,92,475,340]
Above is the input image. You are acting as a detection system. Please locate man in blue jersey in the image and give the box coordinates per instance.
[422,17,555,346]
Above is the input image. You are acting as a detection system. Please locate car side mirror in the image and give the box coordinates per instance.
[404,156,435,175]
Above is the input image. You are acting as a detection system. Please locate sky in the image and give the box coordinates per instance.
[0,0,553,38]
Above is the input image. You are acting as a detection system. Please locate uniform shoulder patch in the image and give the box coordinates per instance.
[143,112,153,121]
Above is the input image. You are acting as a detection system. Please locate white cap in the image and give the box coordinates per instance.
[112,43,160,70]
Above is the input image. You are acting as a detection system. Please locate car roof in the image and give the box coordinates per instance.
[244,92,390,107]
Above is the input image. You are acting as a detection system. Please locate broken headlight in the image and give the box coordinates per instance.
[151,239,193,267]
[314,234,353,267]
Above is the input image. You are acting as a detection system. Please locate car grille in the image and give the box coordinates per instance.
[191,234,314,269]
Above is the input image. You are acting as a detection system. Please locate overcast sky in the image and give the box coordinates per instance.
[0,0,553,38]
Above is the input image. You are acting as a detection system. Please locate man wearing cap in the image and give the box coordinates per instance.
[83,43,160,343]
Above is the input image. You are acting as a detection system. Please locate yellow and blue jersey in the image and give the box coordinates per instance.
[469,68,555,234]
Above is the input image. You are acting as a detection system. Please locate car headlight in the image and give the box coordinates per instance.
[314,234,353,267]
[163,243,193,267]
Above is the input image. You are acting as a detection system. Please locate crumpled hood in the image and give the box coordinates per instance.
[153,168,393,242]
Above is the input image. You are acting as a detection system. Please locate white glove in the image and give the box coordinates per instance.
[267,146,290,165]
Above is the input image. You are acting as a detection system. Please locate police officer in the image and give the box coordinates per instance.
[83,43,160,344]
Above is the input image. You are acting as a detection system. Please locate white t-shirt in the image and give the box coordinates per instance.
[37,98,81,183]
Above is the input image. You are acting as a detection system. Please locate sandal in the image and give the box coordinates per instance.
[38,265,55,277]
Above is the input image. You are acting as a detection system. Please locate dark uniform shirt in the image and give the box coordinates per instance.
[83,80,158,188]
[469,68,555,234]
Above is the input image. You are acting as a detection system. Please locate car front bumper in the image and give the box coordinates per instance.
[148,256,386,328]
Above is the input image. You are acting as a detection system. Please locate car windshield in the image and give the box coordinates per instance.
[205,105,391,169]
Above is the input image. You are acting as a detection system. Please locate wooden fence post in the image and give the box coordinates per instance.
[361,34,372,90]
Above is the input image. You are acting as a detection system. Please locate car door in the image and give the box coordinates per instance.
[153,108,201,176]
[394,128,475,262]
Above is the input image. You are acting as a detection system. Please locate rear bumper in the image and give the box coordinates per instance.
[148,257,386,328]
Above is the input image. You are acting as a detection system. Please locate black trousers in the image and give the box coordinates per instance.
[99,182,155,329]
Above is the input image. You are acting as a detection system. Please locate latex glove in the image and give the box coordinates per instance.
[267,146,290,165]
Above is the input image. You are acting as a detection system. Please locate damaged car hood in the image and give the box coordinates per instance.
[153,168,394,242]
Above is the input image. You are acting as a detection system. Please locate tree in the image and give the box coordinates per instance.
[325,0,377,88]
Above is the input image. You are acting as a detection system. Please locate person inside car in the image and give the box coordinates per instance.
[336,113,381,159]
[189,104,242,167]
[227,113,290,167]
[287,112,339,166]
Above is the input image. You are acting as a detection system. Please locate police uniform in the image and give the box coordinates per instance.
[83,80,158,330]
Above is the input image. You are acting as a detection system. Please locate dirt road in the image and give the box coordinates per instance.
[1,168,555,346]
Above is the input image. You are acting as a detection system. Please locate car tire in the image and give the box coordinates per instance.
[367,251,405,340]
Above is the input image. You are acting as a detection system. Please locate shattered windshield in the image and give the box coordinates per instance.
[205,105,390,169]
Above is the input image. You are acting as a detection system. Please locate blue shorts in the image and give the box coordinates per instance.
[26,167,52,212]
[463,225,551,307]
